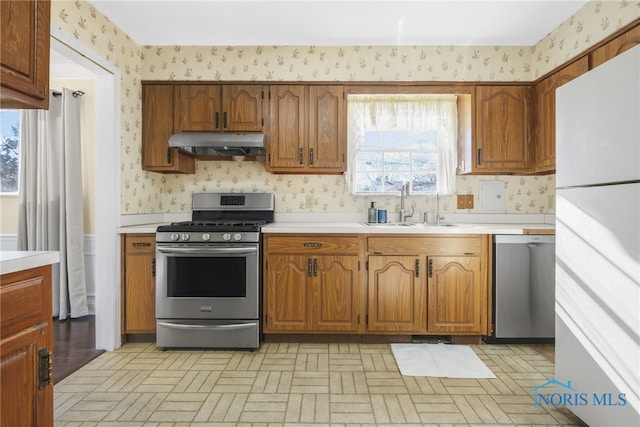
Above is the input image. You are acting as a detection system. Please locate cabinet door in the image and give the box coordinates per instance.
[313,255,362,332]
[368,256,426,333]
[124,235,156,333]
[142,84,195,174]
[0,0,50,109]
[267,85,306,171]
[427,256,484,333]
[475,85,534,172]
[222,85,265,131]
[308,86,346,172]
[174,85,222,131]
[590,24,640,68]
[0,325,52,427]
[264,255,311,331]
[535,57,588,173]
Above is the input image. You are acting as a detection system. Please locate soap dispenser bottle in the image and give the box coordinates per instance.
[368,202,377,223]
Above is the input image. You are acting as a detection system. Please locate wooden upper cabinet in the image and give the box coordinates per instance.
[534,57,589,173]
[473,85,534,173]
[590,23,640,68]
[307,86,346,172]
[267,85,345,174]
[267,85,306,171]
[0,0,50,109]
[223,85,265,131]
[174,85,222,132]
[141,84,195,174]
[174,84,265,132]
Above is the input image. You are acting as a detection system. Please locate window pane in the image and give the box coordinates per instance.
[413,153,438,173]
[355,173,384,193]
[0,110,20,193]
[362,131,383,149]
[413,174,438,192]
[355,151,382,171]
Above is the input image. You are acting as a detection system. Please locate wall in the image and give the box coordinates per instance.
[49,1,640,216]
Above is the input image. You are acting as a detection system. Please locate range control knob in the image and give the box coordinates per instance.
[181,233,190,241]
[233,233,242,241]
[170,233,180,241]
[202,233,211,241]
[222,233,232,241]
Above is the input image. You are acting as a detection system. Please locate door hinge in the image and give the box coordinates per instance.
[38,347,52,389]
[428,259,434,278]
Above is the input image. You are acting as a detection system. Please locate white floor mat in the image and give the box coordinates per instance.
[390,343,496,378]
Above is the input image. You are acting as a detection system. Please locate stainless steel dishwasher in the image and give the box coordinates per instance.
[490,234,556,341]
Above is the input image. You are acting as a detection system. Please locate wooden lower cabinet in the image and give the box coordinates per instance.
[367,256,426,333]
[1,265,53,427]
[122,234,157,334]
[263,235,364,333]
[427,256,484,334]
[367,235,489,335]
[264,233,489,337]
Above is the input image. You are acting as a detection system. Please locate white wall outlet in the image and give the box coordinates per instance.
[306,195,315,208]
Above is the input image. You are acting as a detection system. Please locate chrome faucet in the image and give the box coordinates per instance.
[399,182,414,222]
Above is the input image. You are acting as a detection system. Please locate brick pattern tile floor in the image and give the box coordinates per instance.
[54,342,586,426]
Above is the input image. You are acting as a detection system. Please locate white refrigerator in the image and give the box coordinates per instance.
[555,45,640,426]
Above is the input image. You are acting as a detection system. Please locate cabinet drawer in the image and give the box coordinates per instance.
[0,266,48,339]
[125,235,156,253]
[265,235,361,254]
[367,235,484,256]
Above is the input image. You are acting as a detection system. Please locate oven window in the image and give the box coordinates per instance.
[167,257,246,298]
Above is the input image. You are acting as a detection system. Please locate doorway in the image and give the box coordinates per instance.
[50,29,121,352]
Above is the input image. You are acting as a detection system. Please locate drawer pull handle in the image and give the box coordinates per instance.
[133,242,152,247]
[307,258,313,277]
[313,258,318,277]
[415,259,420,278]
[299,147,304,165]
[304,242,322,247]
[428,259,433,278]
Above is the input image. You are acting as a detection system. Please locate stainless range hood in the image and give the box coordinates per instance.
[168,133,266,158]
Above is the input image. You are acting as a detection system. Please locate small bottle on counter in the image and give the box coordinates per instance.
[368,201,377,223]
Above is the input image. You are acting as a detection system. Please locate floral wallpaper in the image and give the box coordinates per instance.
[50,1,639,216]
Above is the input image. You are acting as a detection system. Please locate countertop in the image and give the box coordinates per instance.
[117,221,555,235]
[262,222,555,235]
[0,251,60,275]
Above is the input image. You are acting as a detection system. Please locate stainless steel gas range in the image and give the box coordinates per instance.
[155,192,274,349]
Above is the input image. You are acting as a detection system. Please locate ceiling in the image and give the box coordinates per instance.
[88,0,590,47]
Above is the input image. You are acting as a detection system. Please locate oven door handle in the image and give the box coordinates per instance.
[157,321,257,331]
[157,247,257,255]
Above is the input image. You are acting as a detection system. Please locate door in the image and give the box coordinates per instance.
[174,85,222,131]
[268,85,306,170]
[222,85,265,131]
[264,255,311,331]
[124,235,156,333]
[308,85,345,172]
[368,256,426,333]
[314,255,361,332]
[475,85,534,172]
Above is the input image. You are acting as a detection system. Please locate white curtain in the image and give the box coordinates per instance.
[17,89,89,320]
[348,94,458,194]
